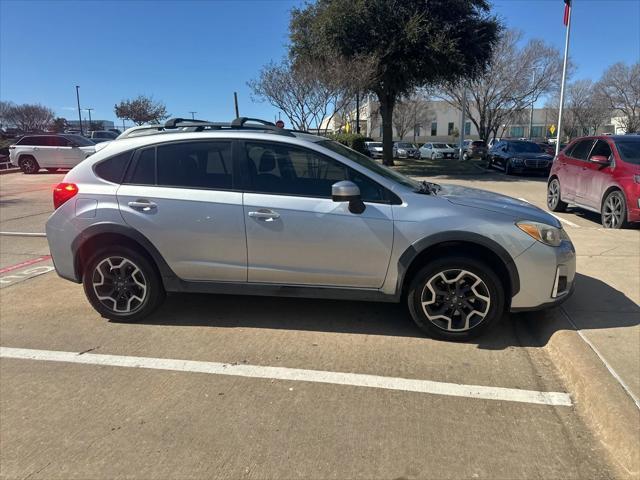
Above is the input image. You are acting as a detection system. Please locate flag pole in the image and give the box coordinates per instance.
[555,1,572,156]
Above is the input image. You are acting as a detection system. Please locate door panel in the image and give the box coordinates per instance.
[577,139,614,208]
[244,193,393,287]
[561,139,594,199]
[118,185,247,281]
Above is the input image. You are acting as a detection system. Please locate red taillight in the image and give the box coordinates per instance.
[53,183,78,209]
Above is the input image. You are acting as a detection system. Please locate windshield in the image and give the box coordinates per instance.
[510,142,542,153]
[396,143,415,148]
[63,134,95,146]
[615,139,640,165]
[317,140,420,189]
[433,143,449,149]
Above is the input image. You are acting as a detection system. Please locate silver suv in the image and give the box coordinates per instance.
[46,117,575,340]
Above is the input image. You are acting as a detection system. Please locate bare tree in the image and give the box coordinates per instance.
[114,95,168,126]
[596,62,640,133]
[0,101,15,128]
[248,56,373,132]
[547,80,612,140]
[392,92,433,141]
[4,103,55,132]
[438,29,564,143]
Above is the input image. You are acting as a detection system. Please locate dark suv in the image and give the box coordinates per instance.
[462,140,487,161]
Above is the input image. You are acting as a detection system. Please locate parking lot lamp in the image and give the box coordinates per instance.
[75,85,83,135]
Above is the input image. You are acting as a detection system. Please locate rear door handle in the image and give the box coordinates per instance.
[128,200,157,212]
[248,209,280,221]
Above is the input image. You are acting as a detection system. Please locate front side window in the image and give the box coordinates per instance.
[62,134,94,146]
[568,140,594,161]
[157,141,233,189]
[589,140,612,160]
[245,141,387,202]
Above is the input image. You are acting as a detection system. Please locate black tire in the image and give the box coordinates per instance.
[601,190,628,229]
[82,246,165,322]
[407,256,505,341]
[504,159,513,175]
[19,156,39,174]
[547,177,567,212]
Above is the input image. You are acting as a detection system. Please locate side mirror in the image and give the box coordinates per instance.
[590,155,610,165]
[332,180,365,214]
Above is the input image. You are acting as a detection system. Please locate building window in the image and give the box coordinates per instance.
[448,122,454,135]
[531,126,544,138]
[431,122,437,136]
[414,124,421,137]
[510,126,524,137]
[464,121,471,136]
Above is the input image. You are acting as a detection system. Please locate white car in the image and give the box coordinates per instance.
[364,141,383,158]
[9,134,96,174]
[419,142,457,159]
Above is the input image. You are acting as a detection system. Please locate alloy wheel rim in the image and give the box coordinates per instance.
[547,180,559,208]
[23,158,35,172]
[603,194,623,228]
[420,269,491,332]
[92,256,147,314]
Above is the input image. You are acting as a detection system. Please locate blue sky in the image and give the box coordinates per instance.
[1,0,638,127]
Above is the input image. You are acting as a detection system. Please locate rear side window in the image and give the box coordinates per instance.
[128,148,156,185]
[17,136,44,146]
[568,140,594,160]
[95,152,132,183]
[157,141,233,189]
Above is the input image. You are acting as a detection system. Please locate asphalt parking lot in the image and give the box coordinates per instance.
[1,169,638,479]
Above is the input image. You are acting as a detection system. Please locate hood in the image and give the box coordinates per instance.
[440,184,561,227]
[511,152,552,160]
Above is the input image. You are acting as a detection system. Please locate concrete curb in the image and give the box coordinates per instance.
[534,309,640,479]
[0,167,20,175]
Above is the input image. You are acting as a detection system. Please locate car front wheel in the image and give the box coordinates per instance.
[601,190,628,229]
[407,256,505,341]
[547,178,568,212]
[83,246,165,322]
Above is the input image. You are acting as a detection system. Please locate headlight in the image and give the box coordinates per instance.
[516,221,569,247]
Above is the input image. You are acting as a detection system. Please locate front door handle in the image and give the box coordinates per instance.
[248,209,280,221]
[128,200,157,212]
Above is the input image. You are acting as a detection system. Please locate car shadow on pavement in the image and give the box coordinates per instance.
[434,170,549,183]
[138,272,638,351]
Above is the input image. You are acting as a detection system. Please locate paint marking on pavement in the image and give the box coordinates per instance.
[517,198,580,228]
[0,255,52,274]
[0,347,572,407]
[0,231,47,237]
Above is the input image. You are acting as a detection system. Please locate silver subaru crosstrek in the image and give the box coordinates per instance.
[46,118,575,340]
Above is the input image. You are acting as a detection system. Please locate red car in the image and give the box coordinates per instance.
[547,135,640,228]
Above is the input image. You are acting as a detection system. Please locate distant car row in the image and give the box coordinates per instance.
[8,134,97,173]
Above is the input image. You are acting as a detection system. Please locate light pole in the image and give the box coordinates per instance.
[459,84,467,160]
[528,68,539,140]
[189,111,197,120]
[84,108,94,130]
[75,86,83,135]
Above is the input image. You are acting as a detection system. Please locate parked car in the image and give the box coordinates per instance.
[45,117,575,341]
[462,140,488,160]
[393,141,420,159]
[488,140,553,175]
[419,142,457,159]
[1,127,23,139]
[547,135,640,228]
[537,142,555,156]
[9,134,96,174]
[88,130,119,141]
[364,141,383,159]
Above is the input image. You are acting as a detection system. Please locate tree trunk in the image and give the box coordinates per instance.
[377,92,396,166]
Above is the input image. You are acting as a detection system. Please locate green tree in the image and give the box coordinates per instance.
[290,0,499,165]
[114,95,168,126]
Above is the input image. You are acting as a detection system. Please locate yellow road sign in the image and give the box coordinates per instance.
[549,124,556,135]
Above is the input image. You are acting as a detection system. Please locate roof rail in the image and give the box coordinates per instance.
[117,117,297,140]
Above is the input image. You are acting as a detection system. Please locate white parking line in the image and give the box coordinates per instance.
[0,231,47,237]
[517,198,580,228]
[0,347,572,407]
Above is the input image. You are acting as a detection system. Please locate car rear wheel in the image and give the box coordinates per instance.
[407,256,505,341]
[83,246,165,322]
[19,156,39,174]
[547,178,567,212]
[601,190,628,229]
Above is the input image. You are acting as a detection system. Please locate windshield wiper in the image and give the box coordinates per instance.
[416,180,441,195]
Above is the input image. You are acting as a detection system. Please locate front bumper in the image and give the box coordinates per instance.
[509,239,576,311]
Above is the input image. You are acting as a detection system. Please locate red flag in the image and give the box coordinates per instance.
[563,0,571,26]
